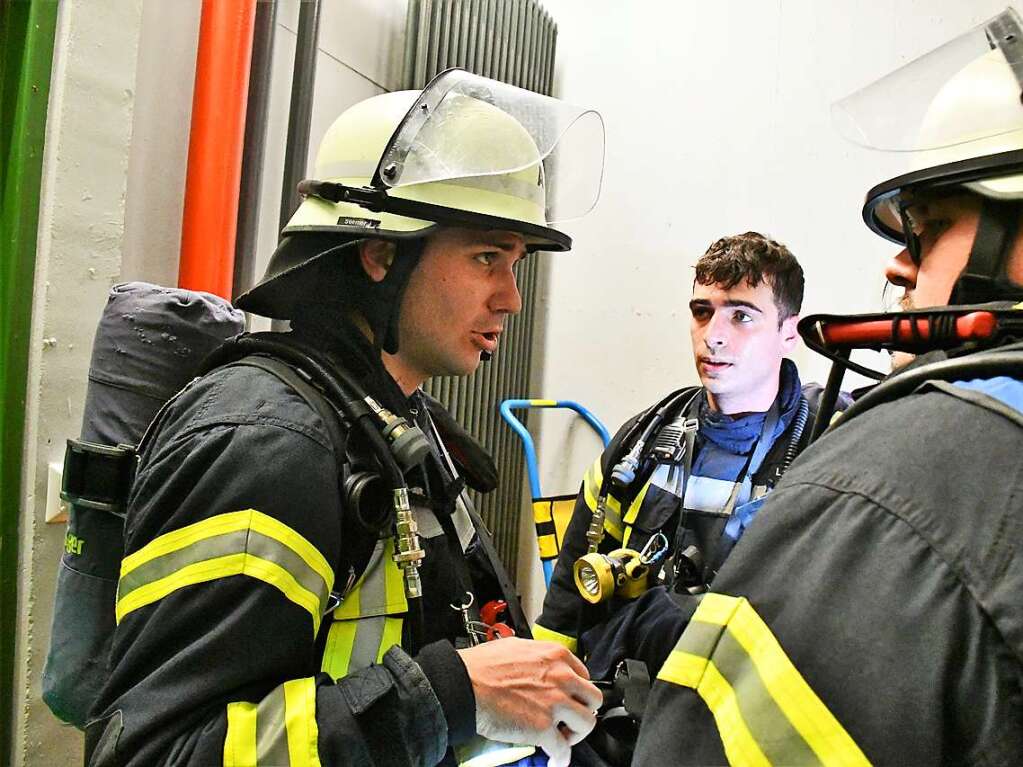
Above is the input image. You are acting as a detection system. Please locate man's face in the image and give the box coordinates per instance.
[883,194,982,368]
[689,278,799,414]
[394,227,525,386]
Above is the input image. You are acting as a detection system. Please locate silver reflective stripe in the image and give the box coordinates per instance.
[347,539,390,615]
[409,491,475,551]
[325,537,407,678]
[117,527,331,615]
[349,616,389,671]
[648,462,686,498]
[683,475,748,515]
[412,503,445,539]
[255,685,291,766]
[452,493,477,552]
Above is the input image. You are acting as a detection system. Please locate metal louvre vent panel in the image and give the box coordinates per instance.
[403,0,557,577]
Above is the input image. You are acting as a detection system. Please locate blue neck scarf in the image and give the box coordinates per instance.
[698,359,801,455]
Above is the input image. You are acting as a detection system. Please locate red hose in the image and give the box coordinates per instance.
[178,0,257,299]
[821,311,999,347]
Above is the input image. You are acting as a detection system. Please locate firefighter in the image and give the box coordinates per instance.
[86,70,603,767]
[534,232,838,662]
[635,9,1023,765]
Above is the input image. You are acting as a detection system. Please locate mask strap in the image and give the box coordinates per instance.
[951,198,1023,304]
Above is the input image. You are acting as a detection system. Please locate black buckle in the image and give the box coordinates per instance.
[61,439,137,516]
[297,180,388,211]
[672,544,706,592]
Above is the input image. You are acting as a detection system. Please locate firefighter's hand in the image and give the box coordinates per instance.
[458,638,601,767]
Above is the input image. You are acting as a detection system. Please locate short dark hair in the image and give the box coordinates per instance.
[694,232,804,322]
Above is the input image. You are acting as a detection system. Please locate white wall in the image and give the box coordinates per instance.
[515,0,1013,615]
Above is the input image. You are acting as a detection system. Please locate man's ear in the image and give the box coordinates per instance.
[780,313,800,353]
[359,239,396,283]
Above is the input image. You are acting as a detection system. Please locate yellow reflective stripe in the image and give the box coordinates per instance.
[322,539,407,679]
[116,551,327,632]
[716,597,867,765]
[248,512,334,591]
[659,594,869,767]
[583,458,623,515]
[533,499,559,558]
[695,592,740,625]
[224,701,258,767]
[658,649,770,767]
[334,575,361,620]
[284,678,322,767]
[582,458,625,541]
[703,660,772,767]
[335,539,407,620]
[121,509,331,588]
[658,648,705,687]
[376,617,404,663]
[117,509,333,631]
[582,459,601,510]
[529,399,557,406]
[532,500,553,524]
[536,534,558,559]
[532,622,578,654]
[321,620,357,680]
[621,481,652,548]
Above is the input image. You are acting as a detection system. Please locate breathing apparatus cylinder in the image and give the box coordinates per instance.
[43,283,244,728]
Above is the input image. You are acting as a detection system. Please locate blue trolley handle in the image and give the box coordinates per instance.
[499,399,611,586]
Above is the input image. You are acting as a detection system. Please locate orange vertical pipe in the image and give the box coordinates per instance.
[178,0,257,299]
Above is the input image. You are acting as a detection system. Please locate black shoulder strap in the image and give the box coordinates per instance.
[223,355,360,586]
[226,355,349,461]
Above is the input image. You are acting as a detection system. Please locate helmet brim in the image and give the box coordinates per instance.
[863,148,1023,244]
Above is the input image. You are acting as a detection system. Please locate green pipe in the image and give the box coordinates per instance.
[0,0,59,759]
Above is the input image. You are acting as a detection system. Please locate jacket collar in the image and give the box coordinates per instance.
[698,359,802,455]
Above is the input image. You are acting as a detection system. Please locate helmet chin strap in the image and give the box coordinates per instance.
[950,198,1023,304]
[379,240,423,355]
[353,238,425,355]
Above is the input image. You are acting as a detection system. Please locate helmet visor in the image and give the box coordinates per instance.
[375,69,605,224]
[832,7,1023,152]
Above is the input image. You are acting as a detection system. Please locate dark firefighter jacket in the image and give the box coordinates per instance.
[533,361,836,661]
[633,362,1023,766]
[87,317,512,767]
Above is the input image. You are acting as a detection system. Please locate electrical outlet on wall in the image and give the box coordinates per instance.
[46,462,68,524]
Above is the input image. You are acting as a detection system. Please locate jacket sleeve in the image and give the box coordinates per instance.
[635,392,1023,766]
[533,416,644,653]
[89,373,463,767]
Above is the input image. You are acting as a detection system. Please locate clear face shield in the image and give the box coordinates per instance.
[832,7,1023,246]
[377,68,605,224]
[299,69,605,250]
